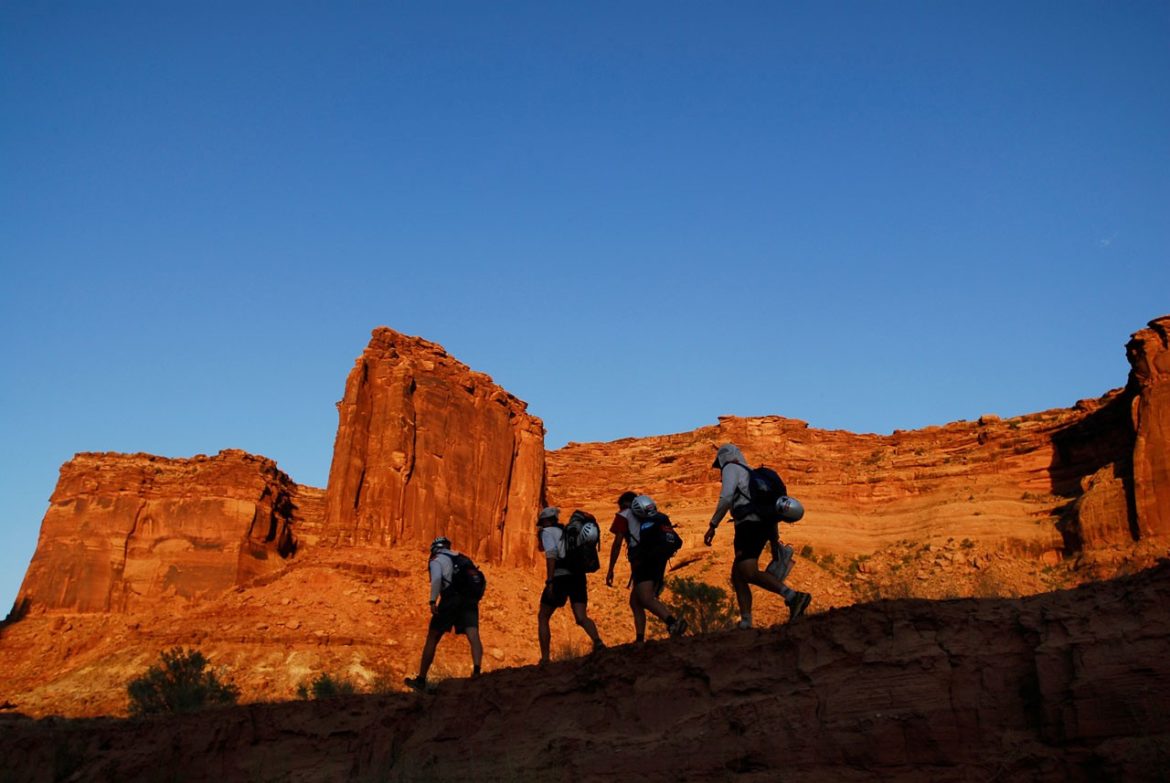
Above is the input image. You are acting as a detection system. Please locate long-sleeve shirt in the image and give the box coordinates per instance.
[709,443,754,528]
[428,550,462,602]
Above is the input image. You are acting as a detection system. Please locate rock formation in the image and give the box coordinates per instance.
[547,319,1170,565]
[4,561,1168,782]
[1127,315,1170,539]
[322,328,544,567]
[14,450,308,614]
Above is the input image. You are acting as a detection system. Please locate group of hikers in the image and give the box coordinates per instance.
[404,443,811,692]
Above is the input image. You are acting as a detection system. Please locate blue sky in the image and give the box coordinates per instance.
[2,2,1167,615]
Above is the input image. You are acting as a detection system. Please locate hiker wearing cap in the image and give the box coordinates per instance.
[626,495,688,641]
[404,536,486,692]
[704,443,811,627]
[605,491,639,588]
[536,507,604,663]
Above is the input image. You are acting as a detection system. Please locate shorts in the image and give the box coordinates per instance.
[429,594,479,636]
[631,556,668,592]
[733,519,777,564]
[540,572,588,609]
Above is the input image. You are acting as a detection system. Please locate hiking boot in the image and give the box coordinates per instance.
[403,676,427,693]
[786,591,812,621]
[667,617,688,638]
[737,617,753,630]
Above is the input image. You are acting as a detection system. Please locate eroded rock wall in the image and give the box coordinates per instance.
[548,407,1097,559]
[15,450,306,613]
[1128,316,1170,539]
[323,328,544,566]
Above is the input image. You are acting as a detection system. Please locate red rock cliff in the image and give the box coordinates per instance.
[548,316,1170,562]
[15,450,307,613]
[322,328,544,566]
[1127,316,1170,540]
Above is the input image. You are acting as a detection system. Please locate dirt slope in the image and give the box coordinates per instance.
[4,562,1168,783]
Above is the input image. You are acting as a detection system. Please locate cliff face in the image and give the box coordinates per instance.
[1127,316,1170,540]
[322,328,544,567]
[14,450,305,613]
[547,318,1170,564]
[4,562,1167,783]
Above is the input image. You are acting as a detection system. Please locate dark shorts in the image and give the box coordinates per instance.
[733,519,777,563]
[631,556,668,592]
[540,572,588,609]
[429,594,479,636]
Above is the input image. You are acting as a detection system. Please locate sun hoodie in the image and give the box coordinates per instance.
[709,443,756,528]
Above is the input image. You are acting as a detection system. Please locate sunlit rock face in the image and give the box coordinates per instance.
[15,450,303,613]
[322,328,544,567]
[1127,316,1170,540]
[548,316,1170,563]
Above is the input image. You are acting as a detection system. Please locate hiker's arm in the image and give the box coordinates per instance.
[606,534,623,586]
[428,559,443,607]
[544,553,556,583]
[708,467,737,528]
[769,524,781,561]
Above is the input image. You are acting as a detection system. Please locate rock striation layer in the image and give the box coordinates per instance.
[3,561,1168,782]
[14,450,310,614]
[322,328,544,566]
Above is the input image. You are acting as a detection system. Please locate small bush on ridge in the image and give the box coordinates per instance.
[127,647,240,716]
[296,672,358,699]
[667,576,736,633]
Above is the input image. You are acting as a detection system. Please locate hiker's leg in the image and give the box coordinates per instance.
[635,580,673,623]
[731,557,753,616]
[743,559,793,596]
[629,588,646,641]
[571,601,602,646]
[465,626,483,673]
[537,603,555,663]
[418,627,443,680]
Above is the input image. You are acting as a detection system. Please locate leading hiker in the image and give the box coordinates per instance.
[536,507,605,662]
[703,443,811,627]
[404,536,486,692]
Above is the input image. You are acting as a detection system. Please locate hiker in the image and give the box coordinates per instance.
[605,491,639,587]
[536,507,604,662]
[404,536,485,691]
[624,495,688,641]
[703,443,811,627]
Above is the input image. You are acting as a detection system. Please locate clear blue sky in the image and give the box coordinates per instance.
[2,2,1167,615]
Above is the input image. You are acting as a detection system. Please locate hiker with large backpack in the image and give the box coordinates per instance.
[404,536,486,692]
[625,495,688,642]
[536,507,605,663]
[703,443,811,627]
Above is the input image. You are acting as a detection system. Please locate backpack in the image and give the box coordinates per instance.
[733,465,788,523]
[560,510,601,574]
[438,552,487,601]
[633,512,683,562]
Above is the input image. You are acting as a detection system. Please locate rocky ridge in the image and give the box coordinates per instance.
[3,561,1168,782]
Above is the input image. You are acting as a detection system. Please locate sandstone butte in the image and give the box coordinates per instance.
[0,317,1167,736]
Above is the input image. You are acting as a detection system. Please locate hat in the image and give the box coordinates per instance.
[538,506,560,522]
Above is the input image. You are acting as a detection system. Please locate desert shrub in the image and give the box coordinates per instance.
[127,647,240,716]
[296,672,358,699]
[667,577,736,633]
